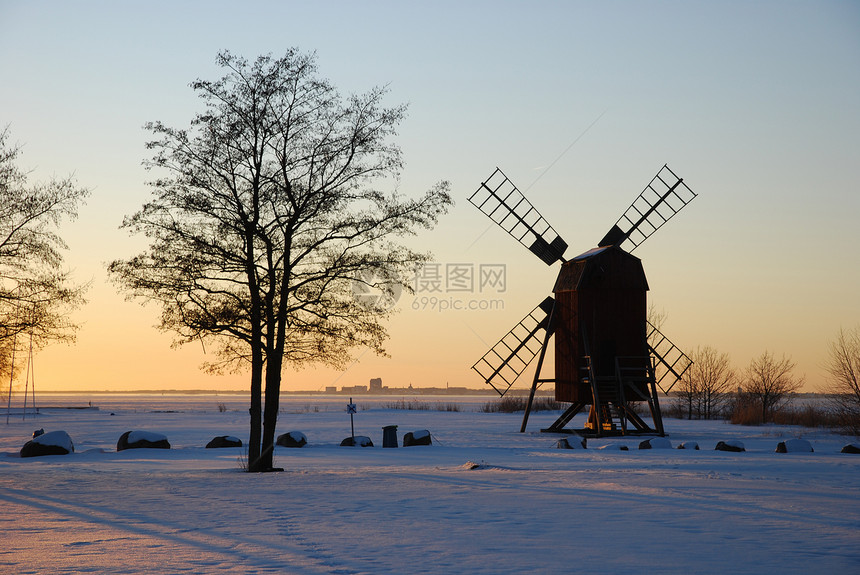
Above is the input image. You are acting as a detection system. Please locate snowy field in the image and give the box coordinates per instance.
[2,394,859,574]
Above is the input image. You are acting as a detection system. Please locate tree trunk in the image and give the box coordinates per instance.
[258,251,292,471]
[260,360,282,471]
[247,357,264,472]
[245,218,265,472]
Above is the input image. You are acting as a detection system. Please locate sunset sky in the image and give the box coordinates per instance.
[1,1,858,393]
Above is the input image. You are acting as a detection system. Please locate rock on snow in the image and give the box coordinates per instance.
[20,430,74,457]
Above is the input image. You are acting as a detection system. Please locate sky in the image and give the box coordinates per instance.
[1,0,858,393]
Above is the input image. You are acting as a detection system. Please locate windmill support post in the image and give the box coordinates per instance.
[520,302,557,432]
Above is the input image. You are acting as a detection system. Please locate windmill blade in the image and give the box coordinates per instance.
[599,164,697,252]
[646,320,693,394]
[469,168,568,265]
[472,297,555,396]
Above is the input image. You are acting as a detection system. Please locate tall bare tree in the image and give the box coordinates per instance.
[0,126,89,395]
[824,325,860,435]
[741,351,803,423]
[109,50,452,472]
[676,345,736,419]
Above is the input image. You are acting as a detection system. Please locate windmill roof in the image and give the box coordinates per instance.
[571,246,611,260]
[554,244,647,292]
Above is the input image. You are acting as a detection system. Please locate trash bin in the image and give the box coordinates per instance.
[382,425,398,448]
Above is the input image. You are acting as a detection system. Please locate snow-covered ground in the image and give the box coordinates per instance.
[2,394,858,574]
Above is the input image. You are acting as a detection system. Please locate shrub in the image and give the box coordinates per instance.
[728,396,842,429]
[729,399,763,426]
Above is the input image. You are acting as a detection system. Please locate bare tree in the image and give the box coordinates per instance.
[742,351,804,423]
[109,50,452,472]
[647,304,668,333]
[676,345,736,419]
[0,126,89,393]
[824,326,860,435]
[646,304,668,386]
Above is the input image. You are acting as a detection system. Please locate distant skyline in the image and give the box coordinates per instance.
[1,1,858,393]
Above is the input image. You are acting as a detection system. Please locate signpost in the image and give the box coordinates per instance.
[347,397,357,439]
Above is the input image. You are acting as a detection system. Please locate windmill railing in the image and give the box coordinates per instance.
[613,356,653,402]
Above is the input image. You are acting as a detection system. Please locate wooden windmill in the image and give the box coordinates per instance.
[469,165,696,436]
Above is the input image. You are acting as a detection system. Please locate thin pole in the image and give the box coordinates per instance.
[5,331,18,425]
[28,305,35,414]
[22,317,34,420]
[22,355,28,421]
[29,343,35,413]
[4,341,13,425]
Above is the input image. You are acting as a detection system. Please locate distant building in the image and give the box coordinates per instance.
[342,385,368,394]
[369,377,383,392]
[325,387,337,394]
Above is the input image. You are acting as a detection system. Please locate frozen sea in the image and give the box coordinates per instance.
[1,393,858,574]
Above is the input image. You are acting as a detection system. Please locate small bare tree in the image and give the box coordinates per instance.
[676,345,736,419]
[0,126,89,394]
[741,351,804,423]
[824,326,860,435]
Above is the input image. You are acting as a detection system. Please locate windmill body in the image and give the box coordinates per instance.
[469,165,696,436]
[554,245,648,402]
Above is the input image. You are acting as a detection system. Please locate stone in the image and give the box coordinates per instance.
[556,434,586,449]
[403,430,432,447]
[775,438,813,453]
[206,435,243,448]
[276,431,307,448]
[677,441,699,450]
[715,440,745,452]
[20,430,74,458]
[117,430,170,451]
[639,437,672,449]
[840,444,860,454]
[340,436,373,447]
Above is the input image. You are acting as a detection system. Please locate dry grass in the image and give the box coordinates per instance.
[480,396,562,413]
[771,405,842,428]
[381,399,461,412]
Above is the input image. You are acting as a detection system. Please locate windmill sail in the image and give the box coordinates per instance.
[472,297,555,396]
[646,320,693,394]
[599,164,697,252]
[469,168,568,265]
